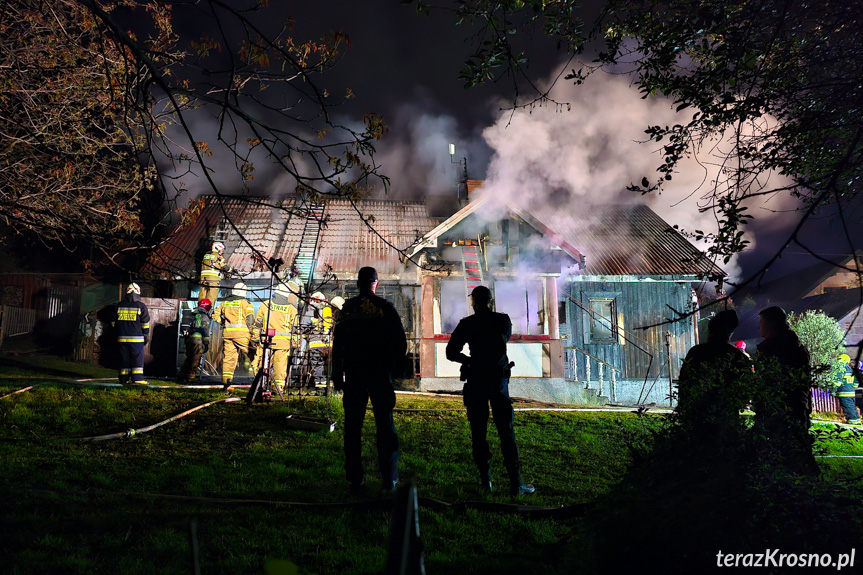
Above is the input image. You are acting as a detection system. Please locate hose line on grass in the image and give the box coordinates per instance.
[0,385,36,400]
[72,397,241,442]
[10,487,591,518]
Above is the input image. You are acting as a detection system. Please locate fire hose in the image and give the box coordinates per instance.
[71,397,241,442]
[0,385,36,400]
[8,487,592,518]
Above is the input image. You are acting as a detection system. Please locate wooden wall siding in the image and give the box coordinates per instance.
[565,281,694,380]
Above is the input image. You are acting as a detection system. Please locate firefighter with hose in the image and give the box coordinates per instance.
[212,282,255,389]
[177,298,212,384]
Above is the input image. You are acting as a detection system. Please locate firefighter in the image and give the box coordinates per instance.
[177,298,212,384]
[253,280,298,394]
[309,291,331,350]
[212,282,255,388]
[332,267,406,494]
[446,285,535,496]
[199,241,234,305]
[835,354,861,425]
[113,283,150,386]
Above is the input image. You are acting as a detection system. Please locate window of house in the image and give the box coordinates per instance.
[439,279,469,334]
[494,279,546,335]
[588,297,617,342]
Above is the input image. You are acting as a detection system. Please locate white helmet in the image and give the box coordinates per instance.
[274,280,293,299]
[232,282,247,298]
[212,241,225,252]
[330,296,345,310]
[310,291,327,309]
[126,283,141,295]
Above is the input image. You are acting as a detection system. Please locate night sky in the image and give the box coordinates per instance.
[178,1,863,290]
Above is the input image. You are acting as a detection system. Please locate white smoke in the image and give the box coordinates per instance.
[368,95,489,200]
[479,72,798,281]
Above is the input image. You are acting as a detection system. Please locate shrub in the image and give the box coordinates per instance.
[788,310,846,390]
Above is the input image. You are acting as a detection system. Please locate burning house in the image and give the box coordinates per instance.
[146,188,723,405]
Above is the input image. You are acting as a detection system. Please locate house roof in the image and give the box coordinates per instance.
[408,192,724,278]
[730,250,863,304]
[733,287,863,340]
[146,196,440,280]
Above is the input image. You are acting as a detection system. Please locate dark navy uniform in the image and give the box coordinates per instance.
[332,291,407,488]
[446,308,522,480]
[113,293,150,385]
[178,305,211,383]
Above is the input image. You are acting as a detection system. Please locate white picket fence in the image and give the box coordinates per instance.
[0,305,47,348]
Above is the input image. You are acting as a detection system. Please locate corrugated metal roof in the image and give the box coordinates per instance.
[148,193,721,282]
[526,203,724,277]
[147,196,440,280]
[408,192,723,278]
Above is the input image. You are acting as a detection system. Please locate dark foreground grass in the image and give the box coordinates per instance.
[1,354,862,574]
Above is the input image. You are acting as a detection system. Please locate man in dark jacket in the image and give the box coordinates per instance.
[331,267,407,494]
[677,309,752,447]
[754,306,816,473]
[446,286,535,496]
[178,298,212,383]
[113,283,150,385]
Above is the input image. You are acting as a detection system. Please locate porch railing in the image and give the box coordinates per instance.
[565,346,622,403]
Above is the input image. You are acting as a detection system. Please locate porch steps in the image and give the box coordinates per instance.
[581,385,609,406]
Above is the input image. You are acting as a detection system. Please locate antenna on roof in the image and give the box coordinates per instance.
[449,143,468,205]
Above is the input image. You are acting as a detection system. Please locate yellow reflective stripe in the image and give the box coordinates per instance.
[132,368,144,374]
[837,392,856,397]
[120,369,130,374]
[190,333,204,338]
[118,337,144,343]
[200,270,221,277]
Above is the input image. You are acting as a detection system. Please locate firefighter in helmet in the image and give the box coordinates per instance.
[309,291,331,350]
[835,353,861,425]
[199,241,234,305]
[113,283,150,385]
[177,298,212,383]
[212,281,255,388]
[253,279,299,394]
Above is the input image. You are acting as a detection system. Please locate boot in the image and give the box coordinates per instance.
[478,468,493,493]
[507,465,535,496]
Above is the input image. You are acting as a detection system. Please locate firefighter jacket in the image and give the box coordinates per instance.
[113,293,151,344]
[843,364,861,387]
[446,308,512,380]
[212,296,255,339]
[254,295,298,350]
[186,306,211,346]
[332,292,406,379]
[200,249,232,281]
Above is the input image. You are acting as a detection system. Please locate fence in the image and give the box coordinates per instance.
[811,388,842,414]
[0,305,48,348]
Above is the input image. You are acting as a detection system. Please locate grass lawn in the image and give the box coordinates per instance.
[1,354,862,574]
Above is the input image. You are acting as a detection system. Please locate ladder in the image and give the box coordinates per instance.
[461,245,485,313]
[292,202,326,291]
